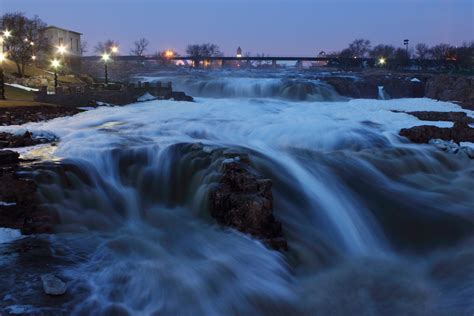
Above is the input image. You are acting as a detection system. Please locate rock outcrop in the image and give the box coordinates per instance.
[0,131,55,149]
[400,121,474,144]
[0,105,82,126]
[394,111,474,124]
[425,75,473,110]
[0,150,52,234]
[209,155,287,251]
[324,74,425,99]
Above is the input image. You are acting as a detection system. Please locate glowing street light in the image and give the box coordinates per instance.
[31,55,37,61]
[3,30,11,38]
[56,45,67,55]
[51,59,61,92]
[110,46,118,54]
[378,57,386,66]
[101,53,111,85]
[0,52,8,100]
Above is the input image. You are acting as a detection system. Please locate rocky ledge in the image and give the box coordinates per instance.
[0,131,56,148]
[400,120,474,144]
[0,149,52,234]
[0,105,82,126]
[323,73,473,110]
[394,110,474,124]
[209,154,288,251]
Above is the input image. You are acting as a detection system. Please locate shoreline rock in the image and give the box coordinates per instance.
[0,150,52,234]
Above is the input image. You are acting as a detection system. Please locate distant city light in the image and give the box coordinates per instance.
[51,59,61,69]
[236,54,242,58]
[101,53,111,62]
[57,45,67,55]
[165,50,174,58]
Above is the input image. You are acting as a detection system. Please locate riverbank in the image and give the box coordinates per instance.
[0,103,83,235]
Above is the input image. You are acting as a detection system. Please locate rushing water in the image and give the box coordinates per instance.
[1,71,474,315]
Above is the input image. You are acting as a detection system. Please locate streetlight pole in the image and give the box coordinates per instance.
[101,53,111,85]
[0,53,6,100]
[404,39,409,59]
[51,59,61,93]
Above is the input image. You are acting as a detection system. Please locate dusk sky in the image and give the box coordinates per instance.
[1,0,473,56]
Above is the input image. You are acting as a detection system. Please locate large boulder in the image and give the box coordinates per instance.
[41,274,67,296]
[210,157,287,251]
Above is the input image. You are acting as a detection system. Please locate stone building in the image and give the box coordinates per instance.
[43,26,82,56]
[43,26,82,72]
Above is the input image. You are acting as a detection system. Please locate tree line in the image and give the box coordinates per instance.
[1,12,472,77]
[335,39,473,70]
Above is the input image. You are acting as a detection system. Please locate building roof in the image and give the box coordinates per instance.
[43,26,82,35]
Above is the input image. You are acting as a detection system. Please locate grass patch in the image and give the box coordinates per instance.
[4,85,34,101]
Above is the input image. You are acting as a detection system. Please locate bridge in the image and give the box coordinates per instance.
[82,55,375,69]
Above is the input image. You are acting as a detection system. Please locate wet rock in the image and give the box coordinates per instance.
[0,131,55,149]
[0,150,20,164]
[324,74,425,99]
[394,111,474,124]
[400,121,474,144]
[41,274,67,295]
[209,158,287,251]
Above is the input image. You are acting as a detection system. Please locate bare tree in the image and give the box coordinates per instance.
[185,43,223,58]
[80,41,88,55]
[430,43,452,60]
[369,44,396,59]
[130,38,149,56]
[348,39,371,58]
[94,39,118,54]
[415,43,430,60]
[0,12,50,77]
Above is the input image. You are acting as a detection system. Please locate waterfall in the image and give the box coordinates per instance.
[1,74,473,315]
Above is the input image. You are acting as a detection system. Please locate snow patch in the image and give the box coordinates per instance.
[410,78,421,82]
[0,201,16,207]
[5,83,39,92]
[137,93,157,102]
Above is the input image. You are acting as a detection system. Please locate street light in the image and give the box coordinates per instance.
[378,57,386,66]
[57,44,67,55]
[111,46,118,54]
[101,53,111,85]
[51,59,61,92]
[3,30,11,39]
[0,52,7,100]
